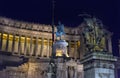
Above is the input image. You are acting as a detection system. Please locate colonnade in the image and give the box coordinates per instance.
[0,32,79,58]
[0,32,52,57]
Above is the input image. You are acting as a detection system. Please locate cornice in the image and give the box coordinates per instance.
[0,16,81,35]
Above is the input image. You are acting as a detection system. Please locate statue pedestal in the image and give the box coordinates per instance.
[81,52,117,78]
[53,40,69,57]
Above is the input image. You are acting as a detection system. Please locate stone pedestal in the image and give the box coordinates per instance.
[115,57,120,78]
[81,52,117,78]
[53,40,69,57]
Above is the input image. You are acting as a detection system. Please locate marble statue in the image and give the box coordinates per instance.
[56,21,65,40]
[68,66,75,78]
[83,17,106,52]
[47,62,53,78]
[47,59,57,78]
[48,63,53,73]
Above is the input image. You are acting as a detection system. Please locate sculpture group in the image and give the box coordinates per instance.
[82,17,106,52]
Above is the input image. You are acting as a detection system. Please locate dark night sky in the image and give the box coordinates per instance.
[0,0,119,56]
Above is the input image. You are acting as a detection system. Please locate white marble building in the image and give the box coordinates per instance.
[0,16,117,78]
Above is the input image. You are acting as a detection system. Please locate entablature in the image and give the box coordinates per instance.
[0,25,80,41]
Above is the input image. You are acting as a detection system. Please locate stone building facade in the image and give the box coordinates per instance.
[0,16,116,78]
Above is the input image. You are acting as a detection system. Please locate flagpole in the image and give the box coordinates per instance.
[51,0,56,59]
[52,0,55,46]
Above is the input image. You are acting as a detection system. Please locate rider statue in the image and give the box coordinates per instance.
[56,21,65,40]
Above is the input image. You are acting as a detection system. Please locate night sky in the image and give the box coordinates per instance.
[0,0,119,56]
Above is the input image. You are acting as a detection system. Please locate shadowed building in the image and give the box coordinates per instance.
[115,40,120,78]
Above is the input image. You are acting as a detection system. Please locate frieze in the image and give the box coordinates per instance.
[0,17,82,35]
[83,60,115,70]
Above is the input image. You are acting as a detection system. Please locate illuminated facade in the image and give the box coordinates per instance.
[0,17,117,78]
[0,17,82,59]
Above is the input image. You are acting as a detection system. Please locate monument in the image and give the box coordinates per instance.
[0,16,118,78]
[81,17,117,78]
[47,22,69,78]
[54,21,69,57]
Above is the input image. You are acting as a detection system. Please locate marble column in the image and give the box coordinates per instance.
[49,39,52,57]
[0,32,3,50]
[12,34,15,54]
[37,38,41,57]
[103,36,107,51]
[24,35,27,56]
[74,40,77,59]
[47,38,50,57]
[21,37,25,55]
[35,36,38,57]
[6,33,9,51]
[30,36,33,56]
[107,36,112,53]
[41,37,44,57]
[68,40,71,56]
[80,35,86,59]
[18,35,22,55]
